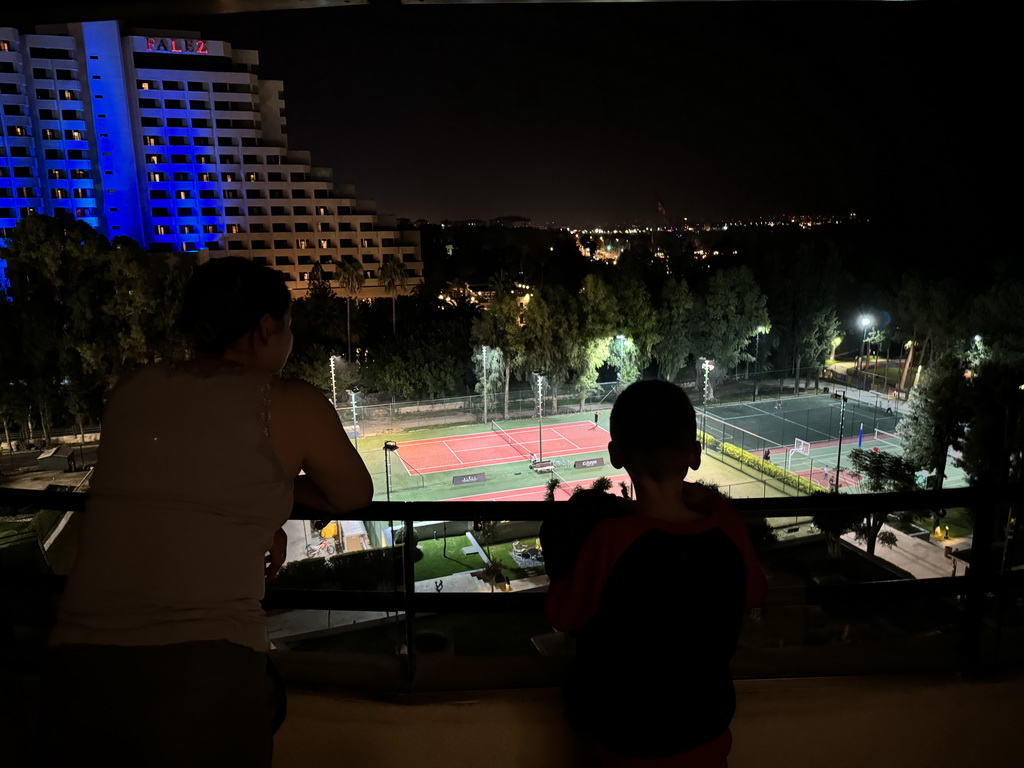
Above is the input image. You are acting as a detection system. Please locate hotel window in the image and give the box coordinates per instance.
[148,172,167,182]
[67,150,86,160]
[65,130,84,140]
[175,191,191,199]
[48,169,67,180]
[73,189,92,199]
[275,256,292,265]
[165,100,186,110]
[318,222,333,232]
[318,239,331,249]
[245,172,260,182]
[251,241,268,250]
[248,207,266,216]
[201,207,219,216]
[217,137,235,146]
[187,82,206,91]
[39,109,58,120]
[152,208,171,217]
[144,136,161,146]
[189,100,208,110]
[177,208,194,217]
[246,189,263,199]
[196,155,212,165]
[166,118,187,127]
[225,207,243,216]
[243,155,261,164]
[191,119,210,128]
[169,136,189,145]
[3,105,24,116]
[140,117,162,127]
[70,169,89,179]
[163,81,183,91]
[36,88,55,99]
[55,68,76,79]
[269,189,286,199]
[299,272,309,282]
[150,191,169,199]
[33,68,51,78]
[360,239,374,248]
[13,165,33,175]
[297,239,311,249]
[227,224,242,234]
[227,241,245,250]
[219,155,237,164]
[154,225,171,235]
[146,155,165,164]
[138,98,159,109]
[203,225,219,234]
[138,80,157,90]
[171,155,189,163]
[199,189,218,198]
[223,189,240,199]
[51,189,70,200]
[180,225,196,234]
[58,90,80,101]
[6,126,28,137]
[194,137,212,147]
[173,173,192,182]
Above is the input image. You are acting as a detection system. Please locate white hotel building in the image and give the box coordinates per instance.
[0,20,422,298]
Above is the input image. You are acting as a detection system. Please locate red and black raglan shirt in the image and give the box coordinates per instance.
[544,489,767,762]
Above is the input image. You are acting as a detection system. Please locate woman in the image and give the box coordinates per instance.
[43,257,372,766]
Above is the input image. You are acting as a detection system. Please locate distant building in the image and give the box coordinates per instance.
[0,21,422,299]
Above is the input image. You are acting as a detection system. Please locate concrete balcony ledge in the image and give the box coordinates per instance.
[273,673,1023,768]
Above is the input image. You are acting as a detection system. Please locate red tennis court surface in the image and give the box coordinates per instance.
[450,473,632,502]
[393,421,608,475]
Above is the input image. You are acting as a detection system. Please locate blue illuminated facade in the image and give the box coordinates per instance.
[0,21,421,298]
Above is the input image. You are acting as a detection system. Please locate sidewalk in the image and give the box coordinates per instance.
[841,523,972,579]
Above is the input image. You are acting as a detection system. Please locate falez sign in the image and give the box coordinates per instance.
[146,38,208,54]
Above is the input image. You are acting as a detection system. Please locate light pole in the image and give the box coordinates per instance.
[481,345,489,425]
[615,334,626,384]
[534,371,545,463]
[858,315,872,371]
[753,326,766,402]
[329,355,338,408]
[700,358,714,446]
[346,388,359,451]
[383,440,398,502]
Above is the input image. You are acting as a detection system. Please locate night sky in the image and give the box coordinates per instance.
[120,3,998,228]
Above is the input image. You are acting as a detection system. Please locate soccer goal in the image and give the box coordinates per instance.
[787,438,810,471]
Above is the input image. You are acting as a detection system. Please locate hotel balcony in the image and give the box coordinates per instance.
[1,486,1021,767]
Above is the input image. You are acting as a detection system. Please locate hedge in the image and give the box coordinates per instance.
[700,431,823,496]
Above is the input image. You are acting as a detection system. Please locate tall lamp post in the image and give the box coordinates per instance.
[700,358,715,446]
[615,334,626,384]
[481,345,489,425]
[346,388,359,451]
[753,326,766,402]
[383,440,398,502]
[534,371,545,463]
[858,315,872,371]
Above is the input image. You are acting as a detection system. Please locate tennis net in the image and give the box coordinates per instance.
[874,428,902,452]
[491,421,533,461]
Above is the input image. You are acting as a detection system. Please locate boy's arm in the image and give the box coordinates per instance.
[544,524,618,632]
[718,505,769,610]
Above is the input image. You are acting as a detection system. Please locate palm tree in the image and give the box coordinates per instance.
[378,257,408,335]
[335,257,365,361]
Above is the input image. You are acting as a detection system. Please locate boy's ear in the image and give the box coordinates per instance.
[688,440,702,471]
[257,312,275,343]
[608,441,624,469]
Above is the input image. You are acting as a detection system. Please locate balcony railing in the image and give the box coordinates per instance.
[2,486,1022,690]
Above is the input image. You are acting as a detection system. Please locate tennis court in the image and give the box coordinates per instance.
[450,472,632,502]
[392,420,609,475]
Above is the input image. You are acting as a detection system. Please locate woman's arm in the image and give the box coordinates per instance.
[271,379,373,515]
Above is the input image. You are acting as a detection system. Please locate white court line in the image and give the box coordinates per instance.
[550,428,581,450]
[441,440,463,464]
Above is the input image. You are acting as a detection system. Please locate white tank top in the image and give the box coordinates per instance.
[51,363,293,651]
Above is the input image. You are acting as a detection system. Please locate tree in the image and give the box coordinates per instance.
[471,344,504,425]
[335,257,365,362]
[690,266,769,398]
[848,447,918,555]
[896,352,967,491]
[652,277,694,382]
[471,275,525,420]
[378,257,408,334]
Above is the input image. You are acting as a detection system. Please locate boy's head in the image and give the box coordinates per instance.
[609,380,701,482]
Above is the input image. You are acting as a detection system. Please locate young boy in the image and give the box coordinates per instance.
[543,380,767,767]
